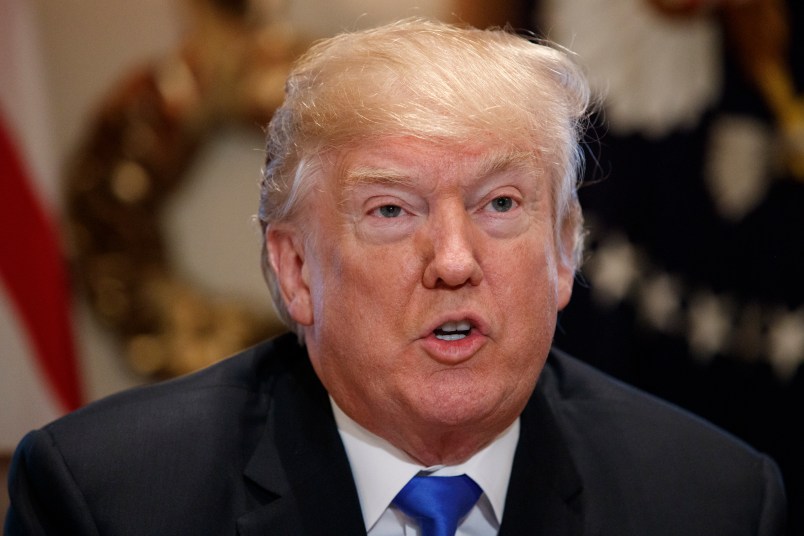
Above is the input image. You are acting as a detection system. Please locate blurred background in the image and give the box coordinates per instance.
[2,0,802,529]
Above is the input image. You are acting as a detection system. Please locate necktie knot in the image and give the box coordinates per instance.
[392,474,482,536]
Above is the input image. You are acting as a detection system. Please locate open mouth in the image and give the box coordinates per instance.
[433,320,472,341]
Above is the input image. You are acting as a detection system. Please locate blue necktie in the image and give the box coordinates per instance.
[392,474,482,536]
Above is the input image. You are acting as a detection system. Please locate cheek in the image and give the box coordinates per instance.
[312,241,419,335]
[489,240,561,339]
[347,244,421,298]
[490,235,560,295]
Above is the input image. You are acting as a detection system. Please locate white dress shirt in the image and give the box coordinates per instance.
[331,399,520,535]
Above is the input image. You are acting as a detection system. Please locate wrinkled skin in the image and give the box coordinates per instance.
[268,137,574,465]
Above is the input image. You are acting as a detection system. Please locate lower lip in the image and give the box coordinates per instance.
[419,330,487,364]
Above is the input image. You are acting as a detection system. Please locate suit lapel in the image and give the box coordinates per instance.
[237,342,365,535]
[499,382,585,536]
[235,339,586,535]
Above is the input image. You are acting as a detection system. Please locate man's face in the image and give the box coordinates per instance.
[268,137,574,463]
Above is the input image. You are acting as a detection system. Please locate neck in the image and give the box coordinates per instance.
[331,396,517,467]
[372,417,513,467]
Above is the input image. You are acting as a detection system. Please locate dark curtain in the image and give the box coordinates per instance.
[524,1,804,531]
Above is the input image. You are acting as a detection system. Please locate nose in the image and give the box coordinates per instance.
[421,202,484,289]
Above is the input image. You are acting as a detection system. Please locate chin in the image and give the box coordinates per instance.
[412,384,514,429]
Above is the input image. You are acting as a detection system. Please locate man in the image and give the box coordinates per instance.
[5,19,786,535]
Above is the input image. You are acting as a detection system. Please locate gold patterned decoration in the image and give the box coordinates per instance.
[648,0,804,179]
[65,0,304,377]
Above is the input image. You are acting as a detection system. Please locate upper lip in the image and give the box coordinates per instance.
[421,311,490,339]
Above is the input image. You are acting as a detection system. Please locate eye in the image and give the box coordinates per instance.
[488,196,515,213]
[376,205,404,218]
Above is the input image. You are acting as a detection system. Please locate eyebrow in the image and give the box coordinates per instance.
[475,150,537,178]
[342,167,416,189]
[341,150,537,189]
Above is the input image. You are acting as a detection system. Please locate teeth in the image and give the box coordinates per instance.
[434,320,472,341]
[436,333,467,341]
[438,321,471,333]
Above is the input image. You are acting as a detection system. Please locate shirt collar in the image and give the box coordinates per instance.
[331,397,520,532]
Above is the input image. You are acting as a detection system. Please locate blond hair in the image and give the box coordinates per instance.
[258,18,592,334]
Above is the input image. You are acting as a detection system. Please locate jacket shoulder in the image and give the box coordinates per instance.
[48,334,304,435]
[535,348,787,535]
[5,334,309,535]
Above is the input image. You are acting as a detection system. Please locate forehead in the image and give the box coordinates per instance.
[327,137,543,192]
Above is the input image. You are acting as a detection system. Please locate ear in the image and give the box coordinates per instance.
[266,226,314,326]
[556,257,574,311]
[556,212,579,311]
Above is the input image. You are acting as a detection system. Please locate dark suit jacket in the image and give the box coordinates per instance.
[5,333,786,535]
